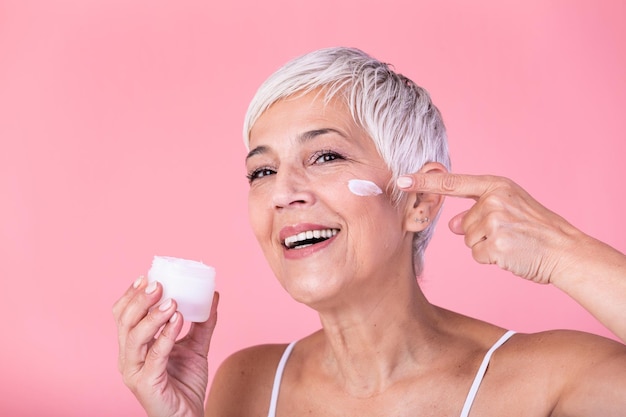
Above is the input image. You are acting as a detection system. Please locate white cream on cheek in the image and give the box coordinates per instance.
[348,179,383,196]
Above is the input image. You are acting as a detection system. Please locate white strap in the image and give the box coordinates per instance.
[267,341,297,417]
[459,330,516,417]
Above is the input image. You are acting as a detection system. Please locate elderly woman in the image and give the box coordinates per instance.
[113,47,626,417]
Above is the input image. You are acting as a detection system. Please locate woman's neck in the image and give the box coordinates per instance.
[314,276,447,397]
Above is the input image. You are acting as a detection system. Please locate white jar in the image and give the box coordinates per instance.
[147,256,215,322]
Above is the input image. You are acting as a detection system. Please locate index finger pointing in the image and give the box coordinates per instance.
[396,172,498,199]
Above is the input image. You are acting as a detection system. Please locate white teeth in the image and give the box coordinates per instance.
[284,228,338,249]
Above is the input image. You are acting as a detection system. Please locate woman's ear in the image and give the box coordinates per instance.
[403,162,448,232]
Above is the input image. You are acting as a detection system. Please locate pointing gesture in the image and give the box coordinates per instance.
[397,171,626,341]
[397,172,578,284]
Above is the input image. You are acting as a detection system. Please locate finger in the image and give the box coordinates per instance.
[185,292,220,356]
[112,275,147,323]
[470,239,495,266]
[115,277,160,372]
[461,202,510,249]
[448,210,469,235]
[469,228,514,268]
[466,232,488,250]
[124,297,178,378]
[116,280,163,347]
[120,285,171,371]
[141,303,185,381]
[397,172,502,199]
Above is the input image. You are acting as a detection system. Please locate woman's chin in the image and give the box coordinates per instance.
[280,273,345,310]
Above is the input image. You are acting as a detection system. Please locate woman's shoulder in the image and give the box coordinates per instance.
[212,342,291,388]
[504,329,625,361]
[442,306,624,359]
[220,342,292,372]
[205,343,292,417]
[501,329,626,385]
[446,311,626,415]
[496,330,626,415]
[442,308,626,385]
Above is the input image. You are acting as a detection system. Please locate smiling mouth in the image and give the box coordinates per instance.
[283,228,339,249]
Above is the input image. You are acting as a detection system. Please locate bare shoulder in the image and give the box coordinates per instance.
[205,343,290,417]
[442,307,626,368]
[494,330,626,417]
[503,329,625,365]
[445,308,626,416]
[495,329,626,382]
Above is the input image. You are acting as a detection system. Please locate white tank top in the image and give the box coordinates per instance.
[267,330,516,417]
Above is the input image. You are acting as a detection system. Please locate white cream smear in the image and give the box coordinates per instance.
[348,179,383,196]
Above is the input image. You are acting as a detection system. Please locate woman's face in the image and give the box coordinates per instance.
[246,92,414,308]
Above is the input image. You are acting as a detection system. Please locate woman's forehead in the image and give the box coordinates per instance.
[248,92,358,147]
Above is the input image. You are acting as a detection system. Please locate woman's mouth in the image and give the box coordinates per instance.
[283,228,339,249]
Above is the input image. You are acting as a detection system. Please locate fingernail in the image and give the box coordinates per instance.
[397,176,413,188]
[145,281,157,294]
[133,276,144,289]
[159,298,172,311]
[169,312,178,323]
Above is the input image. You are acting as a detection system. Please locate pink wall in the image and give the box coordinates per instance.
[1,0,624,415]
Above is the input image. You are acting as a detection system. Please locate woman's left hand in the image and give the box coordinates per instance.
[397,172,581,284]
[398,171,626,342]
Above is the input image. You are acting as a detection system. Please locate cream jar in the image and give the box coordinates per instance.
[147,256,215,322]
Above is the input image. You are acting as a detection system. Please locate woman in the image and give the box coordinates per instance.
[113,47,626,416]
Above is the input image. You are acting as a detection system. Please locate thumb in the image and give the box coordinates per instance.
[448,211,468,235]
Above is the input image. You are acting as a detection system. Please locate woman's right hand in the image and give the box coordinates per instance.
[113,276,219,417]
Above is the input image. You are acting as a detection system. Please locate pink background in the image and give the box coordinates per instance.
[1,0,625,415]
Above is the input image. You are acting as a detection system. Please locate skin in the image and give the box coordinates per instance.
[113,92,626,417]
[401,172,626,341]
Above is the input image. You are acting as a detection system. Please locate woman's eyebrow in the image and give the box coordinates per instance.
[246,128,347,161]
[246,145,268,161]
[299,128,346,142]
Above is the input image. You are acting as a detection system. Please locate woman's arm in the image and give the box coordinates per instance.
[549,232,626,342]
[397,172,626,342]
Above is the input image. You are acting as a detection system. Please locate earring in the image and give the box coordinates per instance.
[415,217,430,223]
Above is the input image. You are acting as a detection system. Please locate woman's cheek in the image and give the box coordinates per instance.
[347,179,383,196]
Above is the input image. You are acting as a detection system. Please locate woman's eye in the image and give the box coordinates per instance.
[313,151,343,164]
[246,167,275,183]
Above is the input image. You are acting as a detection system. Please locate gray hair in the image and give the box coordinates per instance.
[243,47,451,276]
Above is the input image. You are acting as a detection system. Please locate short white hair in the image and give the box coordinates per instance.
[243,47,451,276]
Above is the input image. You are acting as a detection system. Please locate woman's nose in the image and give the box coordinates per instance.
[271,167,315,209]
